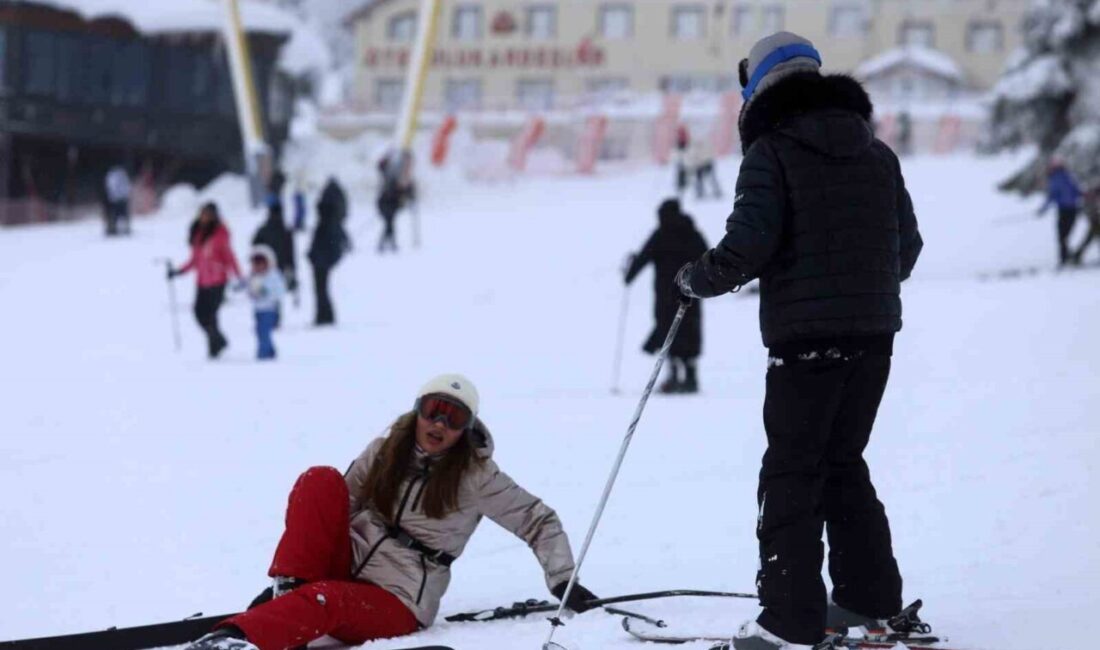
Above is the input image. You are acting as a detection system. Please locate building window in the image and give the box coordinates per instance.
[761,5,785,34]
[671,5,706,40]
[376,78,405,111]
[730,5,753,36]
[526,5,556,39]
[53,34,80,103]
[829,4,868,37]
[23,31,55,96]
[387,11,417,43]
[660,74,735,94]
[445,78,482,111]
[0,28,7,91]
[599,4,633,39]
[452,5,483,41]
[967,21,1003,52]
[111,41,150,107]
[898,21,935,47]
[586,76,629,100]
[516,79,555,111]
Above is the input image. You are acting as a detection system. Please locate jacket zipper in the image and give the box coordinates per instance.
[352,472,424,577]
[415,555,428,604]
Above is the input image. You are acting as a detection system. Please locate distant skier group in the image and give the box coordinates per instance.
[166,172,351,360]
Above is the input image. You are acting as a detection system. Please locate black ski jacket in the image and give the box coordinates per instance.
[685,72,923,348]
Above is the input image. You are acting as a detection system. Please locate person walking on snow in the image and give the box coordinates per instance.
[252,202,297,324]
[245,245,286,361]
[168,202,243,359]
[689,138,724,200]
[1037,157,1083,266]
[624,198,708,394]
[675,32,924,650]
[308,178,351,326]
[104,164,132,236]
[182,374,599,650]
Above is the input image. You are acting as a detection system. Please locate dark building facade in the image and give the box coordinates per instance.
[0,2,293,225]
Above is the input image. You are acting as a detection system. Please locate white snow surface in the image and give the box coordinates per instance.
[1,153,1098,650]
[854,46,964,82]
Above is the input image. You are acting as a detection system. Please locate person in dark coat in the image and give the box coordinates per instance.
[376,150,415,253]
[252,203,297,325]
[675,32,923,650]
[1038,158,1083,266]
[624,198,708,394]
[308,178,351,326]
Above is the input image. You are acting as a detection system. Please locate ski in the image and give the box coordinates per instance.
[0,612,234,650]
[622,618,955,649]
[445,588,756,622]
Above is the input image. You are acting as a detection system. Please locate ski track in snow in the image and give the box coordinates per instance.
[0,153,1097,650]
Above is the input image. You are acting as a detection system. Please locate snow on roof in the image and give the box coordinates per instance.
[33,0,330,75]
[855,46,964,82]
[34,0,296,36]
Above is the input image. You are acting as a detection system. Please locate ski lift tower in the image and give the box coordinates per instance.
[222,0,271,207]
[393,0,443,247]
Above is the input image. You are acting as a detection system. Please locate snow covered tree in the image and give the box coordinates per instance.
[986,0,1100,194]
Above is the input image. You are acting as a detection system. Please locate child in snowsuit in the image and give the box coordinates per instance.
[246,245,286,360]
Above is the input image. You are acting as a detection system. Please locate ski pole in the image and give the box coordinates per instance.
[411,194,421,249]
[610,286,630,395]
[542,300,693,650]
[156,258,182,352]
[446,588,754,623]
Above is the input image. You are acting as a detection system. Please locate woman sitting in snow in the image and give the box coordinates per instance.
[184,374,598,650]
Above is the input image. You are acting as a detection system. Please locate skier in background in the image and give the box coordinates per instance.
[689,137,724,200]
[1037,157,1083,266]
[252,202,297,325]
[244,245,286,360]
[674,123,691,196]
[676,32,923,650]
[103,164,131,236]
[624,198,708,394]
[308,178,351,326]
[376,149,415,254]
[181,374,598,650]
[168,202,243,359]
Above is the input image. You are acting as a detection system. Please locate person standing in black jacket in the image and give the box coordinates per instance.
[308,178,351,326]
[624,198,708,393]
[252,203,297,325]
[675,32,924,650]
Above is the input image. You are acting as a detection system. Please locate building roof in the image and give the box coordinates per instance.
[855,46,965,82]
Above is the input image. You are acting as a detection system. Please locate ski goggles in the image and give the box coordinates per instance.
[416,394,474,431]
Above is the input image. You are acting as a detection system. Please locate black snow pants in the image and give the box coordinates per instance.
[312,263,335,325]
[755,338,902,645]
[1057,207,1079,265]
[194,284,227,357]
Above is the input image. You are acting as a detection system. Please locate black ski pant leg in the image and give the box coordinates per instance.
[194,284,227,356]
[824,354,902,619]
[312,263,334,325]
[756,358,849,645]
[1057,207,1078,264]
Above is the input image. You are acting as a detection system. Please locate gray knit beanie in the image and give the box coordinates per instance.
[740,31,822,101]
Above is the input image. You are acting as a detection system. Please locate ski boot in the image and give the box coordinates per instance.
[184,628,258,650]
[248,575,307,609]
[658,360,683,394]
[826,599,932,642]
[680,360,699,394]
[709,622,844,650]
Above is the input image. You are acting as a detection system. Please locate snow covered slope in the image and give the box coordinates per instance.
[0,154,1096,650]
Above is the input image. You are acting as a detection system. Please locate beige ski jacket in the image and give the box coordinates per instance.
[344,419,576,626]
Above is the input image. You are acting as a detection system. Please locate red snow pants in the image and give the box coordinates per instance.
[222,466,419,650]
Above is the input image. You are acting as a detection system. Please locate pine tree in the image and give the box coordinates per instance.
[986,0,1100,194]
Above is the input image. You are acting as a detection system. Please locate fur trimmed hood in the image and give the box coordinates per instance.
[739,73,875,155]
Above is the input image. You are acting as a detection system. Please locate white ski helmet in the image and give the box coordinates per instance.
[415,373,479,417]
[250,244,277,268]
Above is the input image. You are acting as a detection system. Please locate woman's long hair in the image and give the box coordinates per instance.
[359,412,483,521]
[188,202,222,245]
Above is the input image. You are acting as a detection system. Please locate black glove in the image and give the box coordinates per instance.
[675,262,701,302]
[551,581,599,613]
[166,266,178,280]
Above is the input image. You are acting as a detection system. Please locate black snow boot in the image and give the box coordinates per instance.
[658,359,683,394]
[826,599,931,639]
[681,359,699,394]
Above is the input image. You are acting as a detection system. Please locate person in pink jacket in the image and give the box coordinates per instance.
[169,202,242,358]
